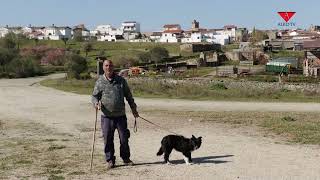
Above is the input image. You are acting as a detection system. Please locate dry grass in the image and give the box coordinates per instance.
[0,119,103,179]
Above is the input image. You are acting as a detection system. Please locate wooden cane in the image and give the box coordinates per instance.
[90,108,98,171]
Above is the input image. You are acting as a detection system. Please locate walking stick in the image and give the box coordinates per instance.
[90,108,98,171]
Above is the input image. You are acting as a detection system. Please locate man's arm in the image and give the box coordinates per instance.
[123,79,139,117]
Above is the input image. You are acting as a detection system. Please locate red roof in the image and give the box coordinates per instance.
[163,24,180,28]
[224,25,237,29]
[163,29,183,34]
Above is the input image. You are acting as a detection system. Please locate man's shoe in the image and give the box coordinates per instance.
[123,159,134,166]
[106,161,115,169]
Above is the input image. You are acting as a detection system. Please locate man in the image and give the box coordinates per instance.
[92,59,139,169]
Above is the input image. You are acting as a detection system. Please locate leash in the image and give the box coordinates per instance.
[134,116,179,135]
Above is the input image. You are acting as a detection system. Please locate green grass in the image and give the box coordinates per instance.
[269,50,304,59]
[40,77,320,103]
[178,67,215,78]
[13,39,185,69]
[222,43,240,51]
[147,110,320,145]
[40,78,95,95]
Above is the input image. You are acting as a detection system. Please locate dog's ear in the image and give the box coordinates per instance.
[192,135,195,139]
[198,136,202,140]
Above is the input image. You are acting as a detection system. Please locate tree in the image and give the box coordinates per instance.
[61,37,69,48]
[34,38,39,46]
[2,32,17,49]
[65,53,88,79]
[249,27,269,47]
[149,47,169,64]
[82,42,93,58]
[0,48,17,72]
[137,52,151,63]
[113,56,139,68]
[73,31,83,42]
[97,49,106,57]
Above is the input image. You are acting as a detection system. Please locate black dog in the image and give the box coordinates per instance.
[157,135,202,165]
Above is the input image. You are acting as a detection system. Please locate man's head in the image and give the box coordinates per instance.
[103,59,114,78]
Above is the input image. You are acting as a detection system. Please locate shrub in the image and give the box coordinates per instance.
[113,56,139,68]
[149,47,169,64]
[6,56,41,78]
[65,54,88,79]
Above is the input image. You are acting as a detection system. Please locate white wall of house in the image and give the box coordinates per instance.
[59,28,72,39]
[289,31,298,36]
[90,30,98,36]
[44,27,71,40]
[0,27,9,38]
[182,33,202,43]
[129,38,151,42]
[223,28,236,41]
[22,27,33,34]
[97,34,117,42]
[121,22,140,33]
[82,30,90,37]
[205,34,229,45]
[95,25,123,35]
[150,35,161,42]
[213,28,236,42]
[160,33,180,43]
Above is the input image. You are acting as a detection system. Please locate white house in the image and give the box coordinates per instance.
[207,34,230,45]
[95,24,123,36]
[44,25,72,40]
[181,32,202,43]
[222,25,237,42]
[0,27,9,38]
[97,34,117,42]
[121,21,141,40]
[121,21,140,33]
[22,26,33,34]
[150,32,162,42]
[160,24,183,43]
[72,24,91,40]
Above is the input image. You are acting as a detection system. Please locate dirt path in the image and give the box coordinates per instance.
[1,74,320,180]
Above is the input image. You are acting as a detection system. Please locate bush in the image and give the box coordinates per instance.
[41,48,66,66]
[79,72,91,80]
[113,56,139,68]
[6,56,42,78]
[0,48,17,68]
[210,83,228,90]
[149,47,169,64]
[138,52,151,63]
[65,54,88,79]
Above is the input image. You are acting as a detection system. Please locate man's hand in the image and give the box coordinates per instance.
[132,110,139,118]
[95,102,101,110]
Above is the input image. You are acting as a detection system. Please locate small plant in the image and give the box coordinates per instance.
[281,116,296,122]
[210,83,227,90]
[47,145,66,151]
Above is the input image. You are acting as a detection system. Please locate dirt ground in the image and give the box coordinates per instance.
[1,74,320,180]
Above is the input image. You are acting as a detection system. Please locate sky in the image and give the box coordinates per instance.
[0,0,319,32]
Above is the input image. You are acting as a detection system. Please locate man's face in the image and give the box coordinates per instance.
[103,60,114,75]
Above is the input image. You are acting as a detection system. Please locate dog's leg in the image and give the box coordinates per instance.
[164,148,172,164]
[183,152,193,165]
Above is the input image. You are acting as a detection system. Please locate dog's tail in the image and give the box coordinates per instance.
[157,147,163,156]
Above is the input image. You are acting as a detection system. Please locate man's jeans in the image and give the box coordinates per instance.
[101,115,130,163]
